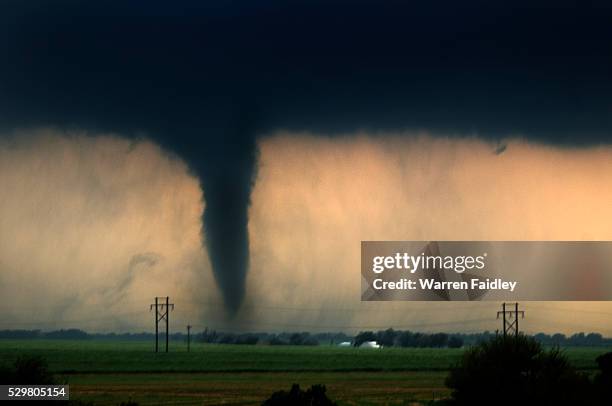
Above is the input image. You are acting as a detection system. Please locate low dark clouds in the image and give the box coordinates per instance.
[0,0,611,312]
[2,0,612,140]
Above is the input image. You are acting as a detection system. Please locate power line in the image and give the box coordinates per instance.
[526,315,612,333]
[182,317,494,331]
[497,302,524,337]
[179,300,490,313]
[15,301,611,317]
[0,316,492,331]
[9,299,612,335]
[149,296,174,353]
[524,303,612,316]
[11,299,612,316]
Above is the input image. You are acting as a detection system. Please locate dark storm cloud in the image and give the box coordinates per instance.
[0,0,611,313]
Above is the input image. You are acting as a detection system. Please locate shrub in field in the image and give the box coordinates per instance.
[262,384,336,406]
[445,335,592,406]
[594,351,612,380]
[593,352,612,404]
[1,355,55,384]
[0,363,12,383]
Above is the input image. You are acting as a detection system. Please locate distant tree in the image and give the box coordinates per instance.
[217,333,237,344]
[43,329,89,340]
[413,333,430,347]
[569,332,586,346]
[353,331,376,347]
[262,384,336,406]
[286,333,318,346]
[446,335,591,406]
[235,334,259,345]
[269,336,288,345]
[551,333,566,345]
[301,336,319,346]
[533,332,548,343]
[199,328,218,343]
[376,329,397,347]
[397,331,416,347]
[448,336,463,348]
[586,333,603,346]
[0,330,42,339]
[313,332,350,344]
[430,333,448,348]
[289,333,306,345]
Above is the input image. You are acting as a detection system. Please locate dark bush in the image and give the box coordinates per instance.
[593,352,612,404]
[262,384,337,406]
[446,334,591,406]
[595,351,612,377]
[0,364,12,383]
[1,355,55,384]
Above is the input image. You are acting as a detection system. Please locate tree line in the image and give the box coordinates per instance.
[353,329,464,348]
[196,329,348,346]
[1,328,611,347]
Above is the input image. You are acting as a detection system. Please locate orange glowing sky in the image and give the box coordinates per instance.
[1,128,612,334]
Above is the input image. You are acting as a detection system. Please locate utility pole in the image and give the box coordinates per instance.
[496,302,525,337]
[149,296,175,352]
[187,325,192,352]
[515,302,521,335]
[152,297,158,352]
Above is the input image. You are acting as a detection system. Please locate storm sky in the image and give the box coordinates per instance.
[1,1,612,333]
[2,129,612,335]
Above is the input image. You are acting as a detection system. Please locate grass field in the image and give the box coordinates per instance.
[1,339,610,405]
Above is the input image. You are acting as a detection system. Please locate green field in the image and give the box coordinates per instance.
[1,340,609,405]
